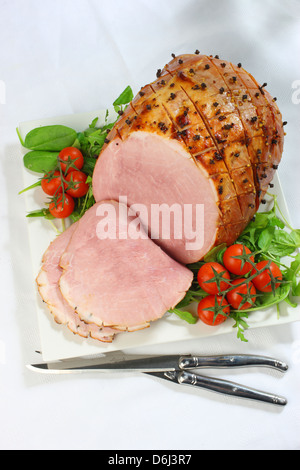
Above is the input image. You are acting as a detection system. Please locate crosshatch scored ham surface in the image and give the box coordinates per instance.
[93,53,284,264]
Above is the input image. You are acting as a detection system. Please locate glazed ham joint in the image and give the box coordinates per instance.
[37,53,285,342]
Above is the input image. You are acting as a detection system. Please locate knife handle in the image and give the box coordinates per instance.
[178,371,287,407]
[179,354,288,373]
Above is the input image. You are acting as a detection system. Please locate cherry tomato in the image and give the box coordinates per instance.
[58,147,84,173]
[197,295,230,326]
[226,279,256,310]
[251,260,282,293]
[65,170,89,198]
[197,262,230,295]
[49,193,75,219]
[223,244,255,276]
[41,171,63,196]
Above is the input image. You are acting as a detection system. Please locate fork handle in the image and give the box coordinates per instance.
[178,371,287,406]
[179,354,288,372]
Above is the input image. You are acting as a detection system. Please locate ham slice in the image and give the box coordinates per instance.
[36,223,118,342]
[59,200,193,330]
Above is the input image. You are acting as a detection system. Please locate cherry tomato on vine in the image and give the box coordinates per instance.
[197,262,230,295]
[49,193,75,219]
[41,171,63,196]
[197,295,230,326]
[65,170,89,198]
[226,279,256,310]
[58,147,84,173]
[251,260,282,293]
[223,244,254,276]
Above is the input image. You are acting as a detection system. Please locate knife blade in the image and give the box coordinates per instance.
[26,353,288,374]
[27,354,188,374]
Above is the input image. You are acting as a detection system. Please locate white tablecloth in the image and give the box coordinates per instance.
[1,0,300,451]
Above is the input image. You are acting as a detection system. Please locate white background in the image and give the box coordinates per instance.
[0,0,300,451]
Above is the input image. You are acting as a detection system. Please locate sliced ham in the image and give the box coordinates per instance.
[36,223,118,342]
[92,53,284,264]
[59,200,193,330]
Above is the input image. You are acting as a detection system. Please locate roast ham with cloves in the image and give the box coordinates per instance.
[37,53,285,342]
[93,53,284,264]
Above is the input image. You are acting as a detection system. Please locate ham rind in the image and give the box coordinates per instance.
[59,200,193,330]
[93,54,284,264]
[36,223,117,342]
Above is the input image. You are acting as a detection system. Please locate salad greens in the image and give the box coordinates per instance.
[76,86,134,160]
[17,85,133,222]
[174,194,300,341]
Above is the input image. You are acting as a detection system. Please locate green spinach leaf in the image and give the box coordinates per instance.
[23,150,59,173]
[24,125,77,151]
[113,86,134,106]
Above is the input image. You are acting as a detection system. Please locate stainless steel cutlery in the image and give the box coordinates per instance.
[27,352,288,407]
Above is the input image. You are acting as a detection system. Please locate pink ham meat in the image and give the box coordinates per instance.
[92,132,217,265]
[58,200,193,331]
[92,53,284,264]
[36,223,118,342]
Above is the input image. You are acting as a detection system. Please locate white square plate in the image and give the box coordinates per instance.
[18,109,300,362]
